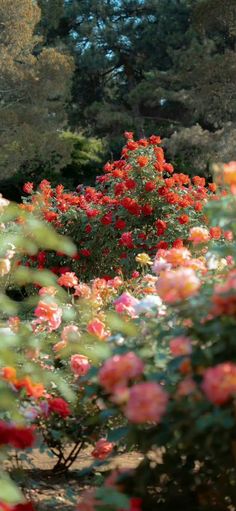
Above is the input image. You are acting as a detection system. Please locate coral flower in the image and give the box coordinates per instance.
[165,248,191,267]
[202,362,236,405]
[156,268,201,303]
[209,226,222,240]
[188,226,210,244]
[70,354,91,377]
[170,336,192,357]
[87,318,107,339]
[137,156,149,167]
[58,271,78,288]
[1,366,17,383]
[91,438,114,460]
[99,352,144,393]
[223,161,236,187]
[124,382,168,424]
[34,301,62,331]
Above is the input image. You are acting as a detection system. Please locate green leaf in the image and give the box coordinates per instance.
[96,487,130,509]
[0,473,23,504]
[108,426,129,442]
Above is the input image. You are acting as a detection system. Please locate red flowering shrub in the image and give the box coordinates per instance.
[21,133,223,279]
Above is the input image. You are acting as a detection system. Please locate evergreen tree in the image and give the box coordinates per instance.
[35,1,236,175]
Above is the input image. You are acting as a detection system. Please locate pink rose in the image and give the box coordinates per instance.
[70,354,91,377]
[169,336,192,357]
[87,318,107,340]
[34,301,62,331]
[202,362,236,405]
[99,352,144,393]
[114,292,138,317]
[61,325,80,343]
[124,382,168,424]
[91,438,113,460]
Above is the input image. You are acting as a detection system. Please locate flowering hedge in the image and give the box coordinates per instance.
[0,138,236,510]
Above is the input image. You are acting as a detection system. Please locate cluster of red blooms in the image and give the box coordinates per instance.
[21,133,224,278]
[0,503,35,511]
[0,421,35,449]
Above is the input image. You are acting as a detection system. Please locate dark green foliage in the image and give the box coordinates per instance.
[37,0,236,178]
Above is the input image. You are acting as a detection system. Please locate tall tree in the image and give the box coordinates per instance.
[129,0,236,174]
[38,0,189,151]
[0,0,74,179]
[37,0,236,175]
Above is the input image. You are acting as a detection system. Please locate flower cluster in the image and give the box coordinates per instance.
[20,134,224,280]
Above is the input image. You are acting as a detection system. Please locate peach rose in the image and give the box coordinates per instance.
[87,318,108,340]
[188,226,210,244]
[34,301,62,331]
[156,268,201,303]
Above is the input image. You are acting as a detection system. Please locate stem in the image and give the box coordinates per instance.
[64,441,85,470]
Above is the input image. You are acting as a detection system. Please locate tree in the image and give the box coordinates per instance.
[36,0,236,176]
[0,0,74,180]
[134,0,236,174]
[37,1,186,150]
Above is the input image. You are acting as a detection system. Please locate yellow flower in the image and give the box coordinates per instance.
[135,253,152,266]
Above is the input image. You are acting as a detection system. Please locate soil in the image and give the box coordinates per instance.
[8,447,143,510]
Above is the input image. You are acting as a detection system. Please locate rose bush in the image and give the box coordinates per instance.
[1,139,236,510]
[20,133,223,280]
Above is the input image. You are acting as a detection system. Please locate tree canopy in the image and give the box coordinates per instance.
[2,0,236,183]
[0,0,74,179]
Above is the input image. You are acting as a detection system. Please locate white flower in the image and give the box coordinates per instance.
[0,194,9,211]
[134,295,163,315]
[152,257,171,275]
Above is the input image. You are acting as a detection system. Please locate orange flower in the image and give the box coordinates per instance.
[188,226,210,244]
[15,377,45,398]
[1,366,17,383]
[223,162,236,187]
[165,247,191,267]
[137,156,149,167]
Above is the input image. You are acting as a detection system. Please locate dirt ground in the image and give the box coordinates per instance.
[8,447,143,510]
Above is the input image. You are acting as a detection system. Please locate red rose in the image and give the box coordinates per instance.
[48,397,71,418]
[145,181,156,192]
[115,219,126,230]
[23,182,34,194]
[14,503,35,511]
